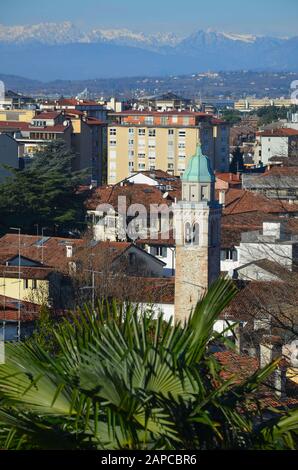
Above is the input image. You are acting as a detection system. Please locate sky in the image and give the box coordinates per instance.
[1,0,298,37]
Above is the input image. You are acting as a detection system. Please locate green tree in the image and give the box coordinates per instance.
[0,140,86,235]
[0,278,297,450]
[221,109,242,125]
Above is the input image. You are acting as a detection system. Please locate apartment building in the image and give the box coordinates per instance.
[235,97,293,111]
[64,111,107,185]
[255,128,298,165]
[0,111,72,165]
[0,109,107,184]
[107,111,229,184]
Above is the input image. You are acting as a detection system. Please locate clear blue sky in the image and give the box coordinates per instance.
[2,0,298,37]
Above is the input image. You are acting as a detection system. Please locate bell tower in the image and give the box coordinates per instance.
[174,143,222,323]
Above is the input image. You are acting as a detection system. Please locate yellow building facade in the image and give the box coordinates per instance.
[107,115,229,184]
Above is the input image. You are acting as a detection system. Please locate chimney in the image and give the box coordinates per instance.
[219,190,226,207]
[66,244,73,258]
[260,335,286,398]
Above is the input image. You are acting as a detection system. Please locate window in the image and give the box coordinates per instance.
[193,223,200,245]
[161,116,168,125]
[183,117,190,125]
[172,116,178,124]
[184,222,192,244]
[150,246,167,257]
[128,150,134,158]
[201,186,208,200]
[168,129,174,135]
[138,129,146,136]
[128,128,134,134]
[23,279,29,289]
[220,249,238,261]
[109,128,117,136]
[32,279,37,290]
[128,139,134,145]
[138,163,146,169]
[149,129,156,137]
[179,130,186,138]
[145,116,154,125]
[138,153,146,159]
[178,143,185,149]
[109,140,116,146]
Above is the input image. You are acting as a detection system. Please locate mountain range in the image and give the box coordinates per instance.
[0,22,297,80]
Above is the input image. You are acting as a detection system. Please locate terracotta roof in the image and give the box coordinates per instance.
[0,121,70,133]
[214,351,298,409]
[34,111,62,120]
[0,234,84,273]
[0,265,54,280]
[221,188,298,215]
[221,212,298,248]
[64,110,85,116]
[86,183,177,212]
[214,351,258,383]
[221,280,298,322]
[0,294,41,322]
[85,117,106,125]
[257,128,298,137]
[110,110,208,117]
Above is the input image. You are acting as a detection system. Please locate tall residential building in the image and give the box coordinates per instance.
[107,111,229,185]
[173,144,222,323]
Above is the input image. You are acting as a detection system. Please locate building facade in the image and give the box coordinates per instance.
[255,128,298,165]
[107,111,229,184]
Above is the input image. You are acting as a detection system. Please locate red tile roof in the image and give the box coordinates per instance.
[214,351,259,383]
[0,294,41,322]
[86,183,177,212]
[221,188,298,215]
[34,111,62,120]
[0,234,84,273]
[110,110,208,117]
[257,128,298,137]
[0,121,70,133]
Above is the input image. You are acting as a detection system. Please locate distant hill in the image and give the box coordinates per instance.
[0,22,298,80]
[0,71,297,101]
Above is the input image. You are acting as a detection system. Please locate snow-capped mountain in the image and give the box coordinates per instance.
[0,22,297,80]
[0,22,181,48]
[0,22,84,45]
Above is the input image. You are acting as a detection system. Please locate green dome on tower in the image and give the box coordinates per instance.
[182,144,215,183]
